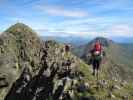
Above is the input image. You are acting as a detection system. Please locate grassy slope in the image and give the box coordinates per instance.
[77,58,133,100]
[72,39,133,99]
[105,43,133,80]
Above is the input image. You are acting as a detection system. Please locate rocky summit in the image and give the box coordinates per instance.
[0,23,133,100]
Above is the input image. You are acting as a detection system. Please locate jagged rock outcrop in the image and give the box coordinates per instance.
[4,45,86,100]
[0,23,90,100]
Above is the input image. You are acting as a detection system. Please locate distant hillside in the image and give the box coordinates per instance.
[41,36,133,47]
[41,36,90,46]
[120,43,133,55]
[73,37,133,81]
[112,37,133,43]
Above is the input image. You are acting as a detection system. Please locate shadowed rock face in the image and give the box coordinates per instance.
[4,49,84,100]
[5,67,32,100]
[0,75,9,89]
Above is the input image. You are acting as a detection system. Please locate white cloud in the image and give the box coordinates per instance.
[8,17,25,22]
[105,24,133,37]
[37,27,107,38]
[66,31,107,37]
[37,5,89,18]
[37,24,133,38]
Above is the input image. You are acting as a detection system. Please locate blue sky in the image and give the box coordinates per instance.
[0,0,133,38]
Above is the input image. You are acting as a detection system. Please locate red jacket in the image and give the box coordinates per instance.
[94,42,102,52]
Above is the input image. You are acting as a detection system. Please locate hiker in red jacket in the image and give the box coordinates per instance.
[90,40,104,77]
[94,41,102,53]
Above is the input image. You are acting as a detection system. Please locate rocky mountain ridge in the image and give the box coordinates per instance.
[0,23,133,100]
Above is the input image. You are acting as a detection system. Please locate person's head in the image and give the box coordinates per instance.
[65,45,70,52]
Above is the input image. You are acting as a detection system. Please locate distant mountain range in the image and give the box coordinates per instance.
[40,36,90,46]
[112,37,133,43]
[40,36,133,46]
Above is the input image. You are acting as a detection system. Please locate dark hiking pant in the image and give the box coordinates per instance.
[92,59,101,70]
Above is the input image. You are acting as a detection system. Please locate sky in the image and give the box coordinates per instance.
[0,0,133,38]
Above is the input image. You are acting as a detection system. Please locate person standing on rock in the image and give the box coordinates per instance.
[65,44,71,52]
[64,45,72,72]
[89,40,105,78]
[41,49,48,66]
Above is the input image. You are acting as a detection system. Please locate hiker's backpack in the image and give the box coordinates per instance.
[93,42,102,56]
[94,42,102,52]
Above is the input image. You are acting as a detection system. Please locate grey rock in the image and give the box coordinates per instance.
[122,95,128,100]
[108,92,115,99]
